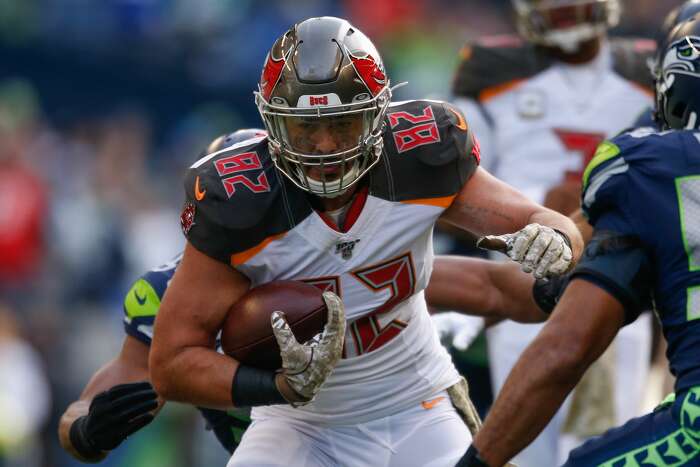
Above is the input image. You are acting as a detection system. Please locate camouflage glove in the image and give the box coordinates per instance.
[478,223,573,279]
[271,291,346,406]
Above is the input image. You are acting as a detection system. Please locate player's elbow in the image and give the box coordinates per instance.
[148,347,177,400]
[539,327,595,385]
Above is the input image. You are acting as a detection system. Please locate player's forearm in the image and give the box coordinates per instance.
[428,257,546,323]
[488,261,547,323]
[149,346,239,410]
[473,335,587,466]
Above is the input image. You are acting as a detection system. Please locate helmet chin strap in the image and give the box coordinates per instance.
[304,163,361,198]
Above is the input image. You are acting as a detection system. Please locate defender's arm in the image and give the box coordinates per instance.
[471,279,625,466]
[428,256,548,323]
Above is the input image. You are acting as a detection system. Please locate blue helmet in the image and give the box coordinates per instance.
[652,1,700,79]
[656,14,700,130]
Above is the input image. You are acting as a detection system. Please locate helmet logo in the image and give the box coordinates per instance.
[349,53,387,96]
[260,53,286,101]
[663,36,700,73]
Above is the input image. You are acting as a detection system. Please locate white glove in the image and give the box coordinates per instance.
[478,223,573,279]
[271,291,346,406]
[432,312,485,351]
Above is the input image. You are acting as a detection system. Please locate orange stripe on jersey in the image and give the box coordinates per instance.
[479,79,524,102]
[230,232,287,266]
[401,195,457,208]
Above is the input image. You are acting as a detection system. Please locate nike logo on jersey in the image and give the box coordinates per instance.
[447,107,468,131]
[134,290,147,306]
[195,176,206,201]
[421,396,445,410]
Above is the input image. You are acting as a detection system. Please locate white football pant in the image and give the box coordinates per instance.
[228,391,471,467]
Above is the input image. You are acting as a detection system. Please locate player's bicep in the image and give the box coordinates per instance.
[569,229,653,324]
[153,241,250,351]
[440,166,542,235]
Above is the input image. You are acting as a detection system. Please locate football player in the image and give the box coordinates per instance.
[459,15,700,467]
[57,128,559,463]
[452,1,656,463]
[148,16,581,467]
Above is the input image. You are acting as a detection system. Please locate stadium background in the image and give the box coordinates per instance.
[0,1,681,466]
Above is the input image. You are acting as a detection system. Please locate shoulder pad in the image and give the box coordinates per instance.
[372,99,479,202]
[452,36,553,100]
[581,128,694,223]
[183,139,311,264]
[610,37,657,92]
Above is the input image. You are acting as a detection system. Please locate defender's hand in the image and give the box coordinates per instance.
[70,382,158,459]
[271,292,346,406]
[478,223,573,279]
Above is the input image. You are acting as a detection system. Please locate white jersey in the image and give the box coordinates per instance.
[451,36,656,467]
[453,37,654,202]
[182,99,480,425]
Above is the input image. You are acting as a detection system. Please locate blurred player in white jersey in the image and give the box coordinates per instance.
[451,1,655,465]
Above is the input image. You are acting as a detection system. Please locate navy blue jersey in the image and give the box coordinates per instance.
[581,127,700,391]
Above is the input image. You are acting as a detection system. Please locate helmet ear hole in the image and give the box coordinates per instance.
[672,101,687,120]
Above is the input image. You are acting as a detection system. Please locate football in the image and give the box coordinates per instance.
[220,280,328,370]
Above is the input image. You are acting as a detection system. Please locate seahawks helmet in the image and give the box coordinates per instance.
[512,0,621,52]
[656,14,700,130]
[255,17,391,198]
[652,1,700,79]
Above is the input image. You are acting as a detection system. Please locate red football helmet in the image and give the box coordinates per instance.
[255,17,391,198]
[512,0,621,52]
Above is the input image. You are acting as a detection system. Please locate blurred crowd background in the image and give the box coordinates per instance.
[0,1,683,466]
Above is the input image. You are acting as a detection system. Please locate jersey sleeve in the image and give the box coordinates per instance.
[181,140,309,266]
[578,136,654,323]
[570,230,653,324]
[452,96,497,173]
[581,139,636,233]
[375,99,480,203]
[122,262,177,345]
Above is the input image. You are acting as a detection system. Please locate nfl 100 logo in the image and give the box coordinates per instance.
[335,239,361,260]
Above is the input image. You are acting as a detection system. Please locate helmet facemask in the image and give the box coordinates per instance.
[512,0,621,52]
[256,85,391,198]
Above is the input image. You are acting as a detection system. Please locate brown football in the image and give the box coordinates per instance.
[221,280,328,370]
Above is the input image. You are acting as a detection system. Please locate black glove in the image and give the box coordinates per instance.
[70,381,158,460]
[455,445,490,467]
